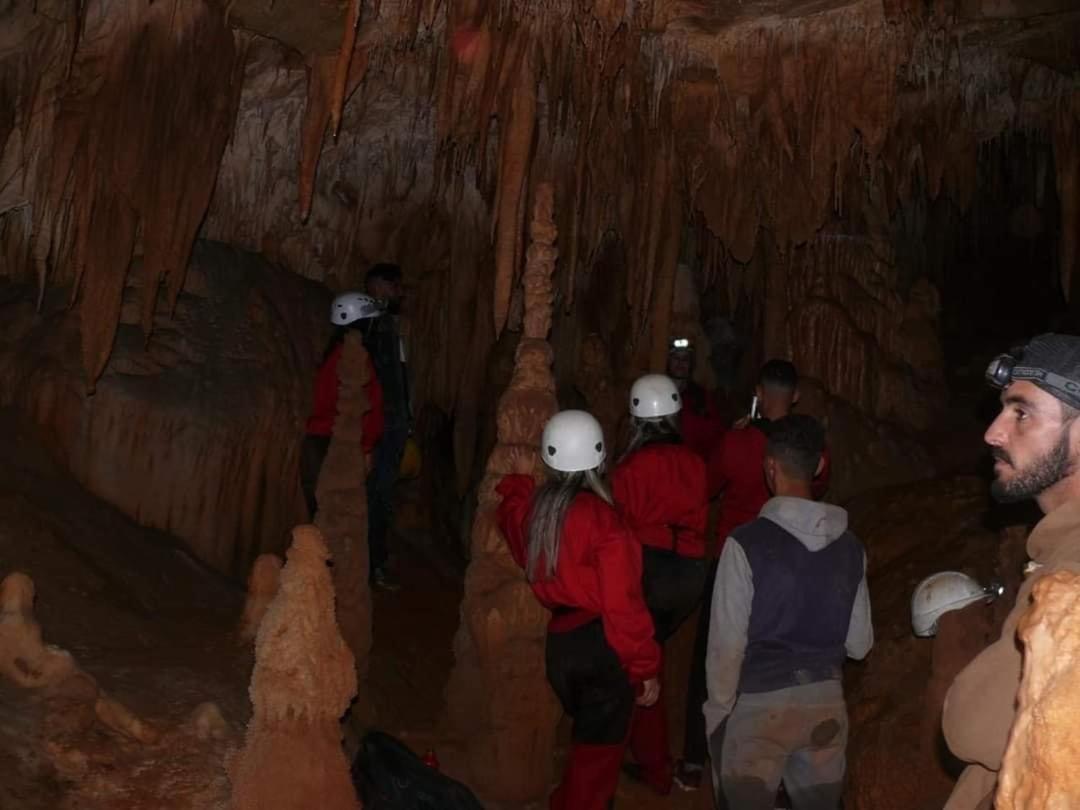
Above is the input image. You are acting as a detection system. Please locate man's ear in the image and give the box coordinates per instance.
[792,386,801,406]
[815,455,825,478]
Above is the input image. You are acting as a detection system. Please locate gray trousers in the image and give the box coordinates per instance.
[709,681,847,810]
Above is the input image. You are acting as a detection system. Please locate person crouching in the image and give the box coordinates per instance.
[496,410,661,810]
[609,374,709,795]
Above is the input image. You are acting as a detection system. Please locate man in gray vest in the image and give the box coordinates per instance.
[704,414,872,809]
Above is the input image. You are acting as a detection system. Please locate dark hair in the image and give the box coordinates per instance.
[765,414,824,481]
[365,263,402,285]
[759,359,798,390]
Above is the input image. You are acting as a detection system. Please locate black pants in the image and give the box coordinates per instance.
[641,547,707,643]
[682,557,719,766]
[300,434,331,519]
[546,620,635,745]
[300,433,390,575]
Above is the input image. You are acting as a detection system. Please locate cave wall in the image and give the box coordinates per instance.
[1,0,1078,569]
[0,241,325,577]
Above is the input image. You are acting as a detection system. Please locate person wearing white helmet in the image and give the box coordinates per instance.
[301,291,386,574]
[608,374,708,796]
[665,336,730,460]
[942,333,1080,810]
[496,410,660,810]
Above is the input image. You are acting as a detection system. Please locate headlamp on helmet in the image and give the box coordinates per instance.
[985,354,1016,389]
[669,337,692,353]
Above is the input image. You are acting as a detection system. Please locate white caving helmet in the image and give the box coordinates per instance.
[911,571,1002,637]
[630,374,683,419]
[330,292,384,326]
[541,410,606,473]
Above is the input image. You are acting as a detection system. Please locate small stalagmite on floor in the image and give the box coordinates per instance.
[229,524,359,810]
[997,570,1080,809]
[0,570,159,745]
[238,553,284,644]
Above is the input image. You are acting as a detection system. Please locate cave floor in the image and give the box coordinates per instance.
[0,406,1008,809]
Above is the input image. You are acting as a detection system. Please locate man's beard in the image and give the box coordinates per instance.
[991,431,1073,503]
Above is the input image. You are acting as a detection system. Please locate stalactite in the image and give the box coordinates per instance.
[330,0,363,140]
[28,0,240,389]
[491,45,536,336]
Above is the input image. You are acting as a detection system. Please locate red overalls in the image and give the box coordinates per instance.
[612,441,709,794]
[497,475,660,810]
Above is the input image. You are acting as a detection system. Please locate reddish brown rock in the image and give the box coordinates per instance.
[997,570,1080,810]
[314,331,374,698]
[229,525,359,810]
[0,241,329,578]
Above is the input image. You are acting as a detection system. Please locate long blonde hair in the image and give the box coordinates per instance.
[525,468,612,582]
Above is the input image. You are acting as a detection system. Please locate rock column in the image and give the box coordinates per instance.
[444,182,562,802]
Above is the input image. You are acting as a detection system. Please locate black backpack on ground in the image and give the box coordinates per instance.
[350,730,485,810]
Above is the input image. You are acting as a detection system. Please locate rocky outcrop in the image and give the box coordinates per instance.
[444,183,562,802]
[0,240,329,578]
[997,570,1080,810]
[229,525,359,810]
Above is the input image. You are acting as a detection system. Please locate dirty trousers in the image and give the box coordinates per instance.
[546,619,634,810]
[709,681,847,810]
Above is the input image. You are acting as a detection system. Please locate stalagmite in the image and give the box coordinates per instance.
[997,570,1080,810]
[444,182,561,802]
[315,332,374,697]
[238,553,284,644]
[229,525,359,810]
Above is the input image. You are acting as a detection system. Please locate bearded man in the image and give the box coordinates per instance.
[942,333,1080,809]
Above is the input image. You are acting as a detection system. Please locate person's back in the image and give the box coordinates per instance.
[730,498,864,695]
[704,415,871,810]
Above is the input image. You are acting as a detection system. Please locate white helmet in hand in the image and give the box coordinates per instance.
[911,571,1001,637]
[541,410,606,472]
[630,373,682,418]
[330,292,383,326]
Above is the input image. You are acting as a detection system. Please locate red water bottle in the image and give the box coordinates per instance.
[421,748,440,770]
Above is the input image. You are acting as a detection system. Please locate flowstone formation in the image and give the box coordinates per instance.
[229,525,359,810]
[444,182,562,802]
[997,570,1080,810]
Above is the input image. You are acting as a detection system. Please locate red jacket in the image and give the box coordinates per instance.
[707,422,831,550]
[679,383,730,460]
[495,474,660,683]
[305,342,385,455]
[611,442,708,559]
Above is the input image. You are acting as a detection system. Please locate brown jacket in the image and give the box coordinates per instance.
[942,497,1080,810]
